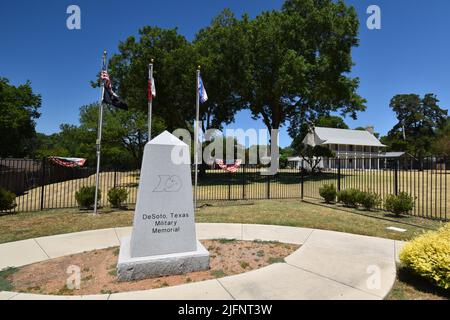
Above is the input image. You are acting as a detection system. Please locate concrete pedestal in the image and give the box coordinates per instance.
[117,236,210,281]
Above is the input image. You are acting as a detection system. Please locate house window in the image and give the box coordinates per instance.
[349,145,354,152]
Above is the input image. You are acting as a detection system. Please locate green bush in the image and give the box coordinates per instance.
[319,184,337,204]
[0,188,16,211]
[75,186,100,209]
[108,187,128,208]
[385,192,415,216]
[400,224,450,290]
[358,192,381,211]
[337,189,363,208]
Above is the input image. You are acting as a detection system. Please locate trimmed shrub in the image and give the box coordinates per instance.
[0,188,16,211]
[359,192,382,211]
[385,192,415,216]
[337,189,363,208]
[108,187,128,208]
[400,224,450,290]
[319,184,337,204]
[75,186,100,209]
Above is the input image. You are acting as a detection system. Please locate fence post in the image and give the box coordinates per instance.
[242,165,246,200]
[228,172,231,200]
[267,174,270,199]
[300,160,304,200]
[113,168,117,188]
[394,160,399,195]
[40,157,46,211]
[337,158,341,192]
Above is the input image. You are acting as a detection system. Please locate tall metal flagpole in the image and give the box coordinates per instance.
[94,50,107,215]
[148,59,154,140]
[194,67,200,209]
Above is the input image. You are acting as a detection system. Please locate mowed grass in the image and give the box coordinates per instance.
[0,207,134,244]
[0,199,444,244]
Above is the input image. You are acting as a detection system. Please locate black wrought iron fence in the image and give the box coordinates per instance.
[0,156,448,221]
[301,156,448,221]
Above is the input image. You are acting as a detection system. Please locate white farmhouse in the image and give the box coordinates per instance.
[302,126,386,170]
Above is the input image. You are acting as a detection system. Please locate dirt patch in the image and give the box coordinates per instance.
[9,240,299,295]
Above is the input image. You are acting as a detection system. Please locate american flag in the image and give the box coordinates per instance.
[100,67,128,110]
[101,70,112,90]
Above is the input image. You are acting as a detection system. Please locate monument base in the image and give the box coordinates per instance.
[117,236,210,282]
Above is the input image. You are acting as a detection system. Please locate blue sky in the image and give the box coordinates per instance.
[0,0,449,148]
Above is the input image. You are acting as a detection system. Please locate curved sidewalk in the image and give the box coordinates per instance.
[0,223,405,300]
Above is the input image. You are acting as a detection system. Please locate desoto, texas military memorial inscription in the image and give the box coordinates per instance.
[117,131,210,281]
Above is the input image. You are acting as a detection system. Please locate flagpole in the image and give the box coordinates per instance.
[94,50,107,215]
[194,67,200,210]
[148,59,154,140]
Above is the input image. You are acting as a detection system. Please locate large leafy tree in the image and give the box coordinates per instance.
[241,0,365,143]
[432,117,450,158]
[104,27,198,132]
[432,117,450,156]
[194,9,251,131]
[0,77,41,157]
[383,94,447,158]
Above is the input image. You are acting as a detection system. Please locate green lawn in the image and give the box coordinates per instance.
[0,199,448,299]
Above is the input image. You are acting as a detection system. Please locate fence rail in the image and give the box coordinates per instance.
[0,156,448,221]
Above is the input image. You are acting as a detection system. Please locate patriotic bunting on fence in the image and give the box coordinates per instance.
[215,159,242,173]
[49,157,87,168]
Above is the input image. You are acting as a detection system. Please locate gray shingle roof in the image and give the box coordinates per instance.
[307,127,386,147]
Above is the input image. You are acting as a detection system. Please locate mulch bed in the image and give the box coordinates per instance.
[8,239,299,295]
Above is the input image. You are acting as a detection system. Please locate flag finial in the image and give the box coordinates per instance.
[198,65,201,70]
[151,58,154,63]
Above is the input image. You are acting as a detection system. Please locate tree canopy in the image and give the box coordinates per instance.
[381,94,448,157]
[25,0,370,165]
[105,27,198,132]
[101,0,366,143]
[0,78,41,158]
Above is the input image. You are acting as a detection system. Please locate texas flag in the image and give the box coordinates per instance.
[198,74,208,103]
[148,76,156,102]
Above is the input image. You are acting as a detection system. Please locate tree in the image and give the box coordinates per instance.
[300,145,334,172]
[384,94,447,158]
[0,77,41,157]
[36,104,165,168]
[432,117,450,156]
[240,0,365,146]
[194,9,251,131]
[104,27,198,132]
[78,104,165,168]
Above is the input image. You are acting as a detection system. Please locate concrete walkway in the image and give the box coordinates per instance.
[0,224,405,300]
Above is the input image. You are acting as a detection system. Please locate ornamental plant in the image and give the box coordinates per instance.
[75,186,100,209]
[400,224,450,290]
[385,192,415,216]
[358,191,382,211]
[108,187,128,208]
[319,184,337,204]
[0,188,16,211]
[337,189,363,208]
